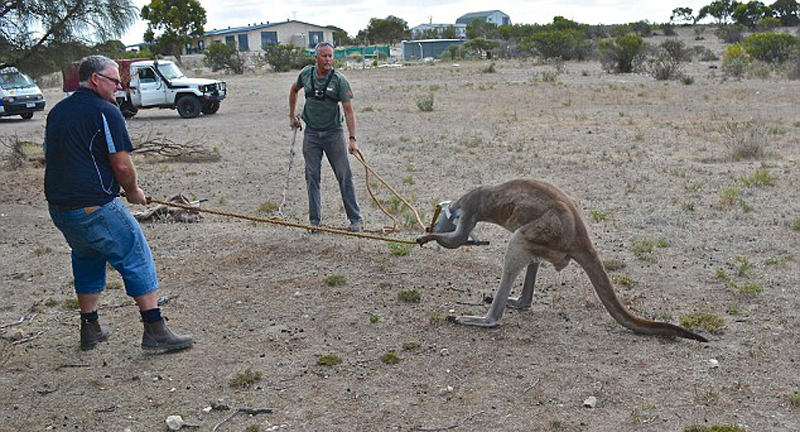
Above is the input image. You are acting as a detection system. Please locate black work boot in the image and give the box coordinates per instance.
[141,318,194,352]
[80,320,110,351]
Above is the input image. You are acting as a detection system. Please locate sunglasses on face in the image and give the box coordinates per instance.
[95,72,122,87]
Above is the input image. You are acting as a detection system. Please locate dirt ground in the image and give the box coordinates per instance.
[1,30,799,431]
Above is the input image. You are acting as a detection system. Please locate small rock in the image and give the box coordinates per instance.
[439,385,454,396]
[9,328,23,341]
[202,406,212,413]
[439,348,449,356]
[165,415,184,430]
[708,359,720,369]
[583,396,597,408]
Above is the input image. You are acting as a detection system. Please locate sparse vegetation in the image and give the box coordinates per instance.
[603,259,627,271]
[257,202,278,214]
[323,274,347,286]
[402,342,421,351]
[230,367,262,388]
[590,210,607,222]
[398,289,421,303]
[611,274,634,286]
[381,351,402,364]
[416,93,435,112]
[317,354,342,366]
[387,242,413,256]
[739,168,774,187]
[722,120,769,161]
[680,312,725,334]
[429,309,444,324]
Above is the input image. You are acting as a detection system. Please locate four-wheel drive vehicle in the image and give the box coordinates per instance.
[0,65,46,120]
[62,59,226,119]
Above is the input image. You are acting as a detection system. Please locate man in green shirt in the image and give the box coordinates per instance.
[289,42,363,232]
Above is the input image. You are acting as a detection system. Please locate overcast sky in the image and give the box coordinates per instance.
[124,0,712,45]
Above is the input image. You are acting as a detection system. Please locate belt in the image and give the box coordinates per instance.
[49,203,97,211]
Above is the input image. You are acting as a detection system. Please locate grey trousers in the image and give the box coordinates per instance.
[302,127,362,226]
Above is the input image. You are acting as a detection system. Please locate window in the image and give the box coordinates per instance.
[261,31,278,47]
[309,31,323,48]
[225,35,235,46]
[138,68,157,83]
[238,34,249,51]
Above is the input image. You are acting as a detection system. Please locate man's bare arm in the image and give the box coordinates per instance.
[109,151,146,204]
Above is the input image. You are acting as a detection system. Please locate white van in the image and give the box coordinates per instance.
[0,66,46,120]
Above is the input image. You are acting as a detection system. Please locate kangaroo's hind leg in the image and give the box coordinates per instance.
[453,230,537,328]
[507,259,539,309]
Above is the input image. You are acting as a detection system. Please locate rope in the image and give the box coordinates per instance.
[352,149,427,232]
[276,122,301,217]
[146,197,420,245]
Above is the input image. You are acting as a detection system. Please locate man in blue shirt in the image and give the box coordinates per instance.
[45,55,193,352]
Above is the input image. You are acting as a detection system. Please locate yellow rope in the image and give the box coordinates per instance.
[147,197,420,245]
[352,149,427,232]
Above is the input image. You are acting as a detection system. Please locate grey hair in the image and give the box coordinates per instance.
[314,41,335,56]
[78,55,118,86]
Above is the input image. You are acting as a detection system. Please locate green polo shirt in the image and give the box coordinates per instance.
[295,65,353,131]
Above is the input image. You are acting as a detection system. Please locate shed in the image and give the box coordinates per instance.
[401,39,464,61]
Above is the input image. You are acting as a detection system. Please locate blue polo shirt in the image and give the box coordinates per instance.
[44,87,133,207]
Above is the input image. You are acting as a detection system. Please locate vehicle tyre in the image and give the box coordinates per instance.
[20,113,33,120]
[120,101,138,119]
[177,95,202,119]
[201,101,220,115]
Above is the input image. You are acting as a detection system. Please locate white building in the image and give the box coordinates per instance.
[189,20,334,54]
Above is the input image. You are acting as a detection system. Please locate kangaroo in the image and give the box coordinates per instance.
[417,178,708,342]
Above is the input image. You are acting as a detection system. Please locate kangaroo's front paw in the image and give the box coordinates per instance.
[416,235,433,245]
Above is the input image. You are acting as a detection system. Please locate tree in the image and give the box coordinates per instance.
[462,37,498,58]
[326,25,352,46]
[770,0,800,26]
[361,16,409,45]
[670,7,695,24]
[466,19,499,39]
[0,0,138,67]
[697,0,741,24]
[733,1,774,28]
[141,0,206,62]
[203,42,243,73]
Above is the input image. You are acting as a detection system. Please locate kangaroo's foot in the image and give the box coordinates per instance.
[506,296,532,309]
[449,314,500,328]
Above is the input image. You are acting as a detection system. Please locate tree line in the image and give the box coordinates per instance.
[2,0,799,77]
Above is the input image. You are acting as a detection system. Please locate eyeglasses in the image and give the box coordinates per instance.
[95,72,122,87]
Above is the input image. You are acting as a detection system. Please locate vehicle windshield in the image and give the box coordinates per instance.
[157,63,185,80]
[0,70,36,89]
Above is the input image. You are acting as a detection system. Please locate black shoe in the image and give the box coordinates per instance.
[142,318,194,352]
[347,221,363,232]
[80,320,110,351]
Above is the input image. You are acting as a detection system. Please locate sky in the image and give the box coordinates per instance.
[123,0,712,45]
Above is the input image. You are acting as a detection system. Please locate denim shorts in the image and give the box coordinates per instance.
[49,199,158,297]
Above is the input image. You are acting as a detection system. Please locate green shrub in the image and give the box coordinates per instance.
[203,42,244,74]
[230,367,262,388]
[715,24,746,44]
[381,351,402,364]
[722,44,749,78]
[524,29,590,60]
[441,44,465,60]
[387,242,413,256]
[660,39,691,62]
[755,17,781,33]
[317,353,342,366]
[742,32,799,63]
[262,44,314,72]
[398,289,421,303]
[416,93,434,112]
[599,34,647,73]
[680,312,725,334]
[323,274,346,286]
